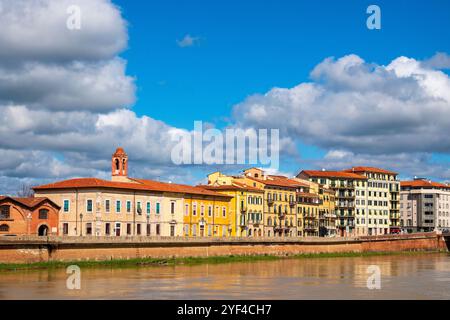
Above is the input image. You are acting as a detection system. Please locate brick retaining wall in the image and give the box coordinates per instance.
[0,232,447,264]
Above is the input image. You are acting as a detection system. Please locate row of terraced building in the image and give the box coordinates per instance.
[1,147,449,237]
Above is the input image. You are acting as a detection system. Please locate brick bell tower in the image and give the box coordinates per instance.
[111,147,129,182]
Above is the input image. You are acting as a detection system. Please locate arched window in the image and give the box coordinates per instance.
[39,209,48,220]
[0,205,10,219]
[0,224,9,232]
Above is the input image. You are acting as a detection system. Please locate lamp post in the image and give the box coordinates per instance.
[80,213,83,236]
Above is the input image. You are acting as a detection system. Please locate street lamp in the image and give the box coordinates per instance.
[80,213,83,236]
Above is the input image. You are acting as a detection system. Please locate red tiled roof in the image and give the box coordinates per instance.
[343,167,397,175]
[132,178,232,198]
[297,192,319,198]
[0,196,60,209]
[299,170,367,180]
[246,176,306,188]
[33,177,231,198]
[401,180,450,189]
[199,182,264,193]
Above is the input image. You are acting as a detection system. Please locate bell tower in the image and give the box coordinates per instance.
[111,147,129,182]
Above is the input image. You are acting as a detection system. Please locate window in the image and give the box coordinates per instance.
[137,202,142,214]
[171,202,175,214]
[201,205,205,216]
[208,206,212,217]
[63,223,69,235]
[222,207,226,217]
[126,200,131,213]
[185,204,189,216]
[184,224,189,236]
[38,209,48,219]
[192,224,197,236]
[156,203,161,214]
[86,223,92,235]
[147,224,151,236]
[0,206,10,219]
[86,199,93,213]
[105,200,110,213]
[116,200,121,213]
[156,224,161,235]
[105,223,110,235]
[147,202,151,215]
[137,224,141,235]
[170,225,175,237]
[63,200,70,212]
[193,204,197,216]
[127,223,131,235]
[0,224,9,232]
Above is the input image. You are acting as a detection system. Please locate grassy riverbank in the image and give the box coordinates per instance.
[0,250,444,271]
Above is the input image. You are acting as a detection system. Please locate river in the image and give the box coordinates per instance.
[1,253,449,299]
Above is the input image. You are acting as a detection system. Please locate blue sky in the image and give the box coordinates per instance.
[116,0,450,128]
[1,0,450,194]
[110,0,450,180]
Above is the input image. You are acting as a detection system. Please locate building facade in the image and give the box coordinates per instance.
[297,170,367,237]
[344,167,400,235]
[0,196,60,236]
[201,180,265,237]
[33,148,232,237]
[318,187,337,237]
[400,179,450,232]
[241,168,301,237]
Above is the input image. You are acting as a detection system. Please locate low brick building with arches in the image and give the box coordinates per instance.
[0,196,60,236]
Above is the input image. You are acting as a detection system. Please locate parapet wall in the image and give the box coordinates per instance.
[0,232,447,264]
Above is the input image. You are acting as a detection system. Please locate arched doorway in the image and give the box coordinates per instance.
[38,225,49,236]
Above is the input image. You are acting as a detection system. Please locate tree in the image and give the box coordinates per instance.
[17,183,34,198]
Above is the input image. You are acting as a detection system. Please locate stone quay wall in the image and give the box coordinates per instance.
[0,232,448,264]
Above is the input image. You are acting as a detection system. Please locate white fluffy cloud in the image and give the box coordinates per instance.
[234,54,450,156]
[0,0,193,195]
[0,0,127,63]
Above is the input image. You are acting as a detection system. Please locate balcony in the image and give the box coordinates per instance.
[337,193,355,199]
[336,202,355,209]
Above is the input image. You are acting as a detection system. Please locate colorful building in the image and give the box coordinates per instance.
[297,170,367,237]
[318,186,337,237]
[400,178,450,233]
[201,180,265,237]
[0,196,60,236]
[242,168,302,237]
[344,167,400,235]
[33,148,232,237]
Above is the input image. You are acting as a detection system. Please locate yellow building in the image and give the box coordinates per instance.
[319,186,337,237]
[182,193,233,237]
[294,179,320,237]
[241,168,301,237]
[202,179,265,237]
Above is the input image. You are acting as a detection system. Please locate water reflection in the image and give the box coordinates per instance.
[0,253,449,299]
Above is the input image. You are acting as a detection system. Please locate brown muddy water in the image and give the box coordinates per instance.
[0,253,449,299]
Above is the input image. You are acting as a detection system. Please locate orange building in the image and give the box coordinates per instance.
[0,196,60,236]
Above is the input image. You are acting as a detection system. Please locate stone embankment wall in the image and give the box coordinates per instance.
[0,232,448,264]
